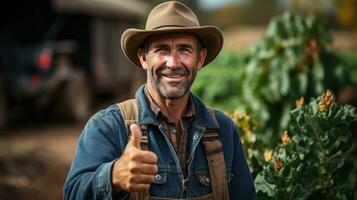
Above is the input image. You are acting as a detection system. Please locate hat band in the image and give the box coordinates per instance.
[152,25,187,30]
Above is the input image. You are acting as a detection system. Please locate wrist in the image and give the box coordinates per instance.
[111,159,122,193]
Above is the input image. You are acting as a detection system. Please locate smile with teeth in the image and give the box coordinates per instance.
[163,74,183,78]
[161,74,186,83]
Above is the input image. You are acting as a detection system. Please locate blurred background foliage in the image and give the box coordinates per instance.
[192,11,356,145]
[144,0,357,31]
[190,8,357,200]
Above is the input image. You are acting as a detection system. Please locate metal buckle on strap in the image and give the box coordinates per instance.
[202,130,223,156]
[141,135,148,143]
[202,130,219,141]
[140,124,149,144]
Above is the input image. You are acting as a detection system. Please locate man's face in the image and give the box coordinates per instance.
[138,33,207,99]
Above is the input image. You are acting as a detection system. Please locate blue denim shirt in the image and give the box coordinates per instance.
[63,85,256,199]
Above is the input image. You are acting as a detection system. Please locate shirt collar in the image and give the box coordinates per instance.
[144,86,195,121]
[135,85,219,129]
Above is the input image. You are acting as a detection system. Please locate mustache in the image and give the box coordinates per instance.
[158,67,188,76]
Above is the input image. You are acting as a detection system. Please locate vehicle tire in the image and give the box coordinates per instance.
[61,71,90,122]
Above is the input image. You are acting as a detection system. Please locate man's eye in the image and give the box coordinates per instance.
[180,48,191,53]
[155,48,168,53]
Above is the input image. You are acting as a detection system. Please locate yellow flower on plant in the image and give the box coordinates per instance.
[274,159,284,172]
[231,109,240,124]
[319,90,335,112]
[264,150,273,162]
[295,96,304,108]
[281,131,290,145]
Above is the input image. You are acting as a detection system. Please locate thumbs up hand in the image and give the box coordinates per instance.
[128,123,144,149]
[112,124,158,192]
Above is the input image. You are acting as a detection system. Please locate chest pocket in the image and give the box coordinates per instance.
[194,167,233,196]
[190,170,212,197]
[149,171,168,197]
[196,172,211,187]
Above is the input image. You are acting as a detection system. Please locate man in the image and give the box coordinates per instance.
[64,1,256,199]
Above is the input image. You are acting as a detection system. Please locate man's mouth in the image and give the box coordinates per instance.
[162,74,183,78]
[161,74,185,81]
[159,67,188,82]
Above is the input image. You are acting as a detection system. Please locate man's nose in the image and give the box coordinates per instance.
[165,53,179,68]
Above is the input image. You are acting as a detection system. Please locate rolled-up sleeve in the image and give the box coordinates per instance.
[63,107,129,200]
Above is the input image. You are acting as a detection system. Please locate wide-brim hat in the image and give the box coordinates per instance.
[121,1,223,68]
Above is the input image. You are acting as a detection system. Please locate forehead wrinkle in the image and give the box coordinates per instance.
[147,33,198,49]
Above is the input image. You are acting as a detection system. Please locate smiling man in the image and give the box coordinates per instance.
[142,34,202,99]
[64,1,256,200]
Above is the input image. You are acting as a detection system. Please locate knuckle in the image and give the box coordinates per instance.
[125,182,133,191]
[149,175,155,183]
[128,153,138,160]
[144,184,150,191]
[128,161,141,173]
[151,153,158,162]
[127,184,135,192]
[128,163,139,173]
[128,174,139,185]
[127,174,135,183]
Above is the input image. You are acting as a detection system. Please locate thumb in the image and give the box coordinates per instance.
[129,124,142,149]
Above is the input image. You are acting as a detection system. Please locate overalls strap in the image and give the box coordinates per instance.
[117,102,229,200]
[117,100,150,200]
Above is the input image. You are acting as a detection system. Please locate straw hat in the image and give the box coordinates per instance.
[121,1,223,67]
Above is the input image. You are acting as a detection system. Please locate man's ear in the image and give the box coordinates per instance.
[197,48,207,71]
[138,48,147,70]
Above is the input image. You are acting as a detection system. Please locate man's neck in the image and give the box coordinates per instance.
[146,85,189,123]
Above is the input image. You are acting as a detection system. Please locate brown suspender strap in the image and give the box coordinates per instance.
[117,99,149,150]
[118,101,228,200]
[117,100,149,200]
[202,108,230,200]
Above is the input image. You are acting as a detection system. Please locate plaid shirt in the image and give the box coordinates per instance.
[144,87,195,178]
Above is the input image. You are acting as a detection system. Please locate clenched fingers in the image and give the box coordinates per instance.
[139,163,158,174]
[124,174,155,192]
[132,174,156,184]
[140,151,158,164]
[126,183,151,192]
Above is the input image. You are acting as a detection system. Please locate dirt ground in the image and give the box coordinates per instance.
[0,122,83,200]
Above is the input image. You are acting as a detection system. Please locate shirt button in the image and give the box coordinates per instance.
[206,177,210,183]
[193,135,199,140]
[155,174,162,181]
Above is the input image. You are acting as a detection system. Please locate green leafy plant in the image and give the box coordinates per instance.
[240,12,349,146]
[255,91,357,200]
[193,12,352,148]
[193,52,246,111]
[192,12,357,188]
[229,109,264,177]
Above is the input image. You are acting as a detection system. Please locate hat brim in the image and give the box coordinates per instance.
[121,26,223,68]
